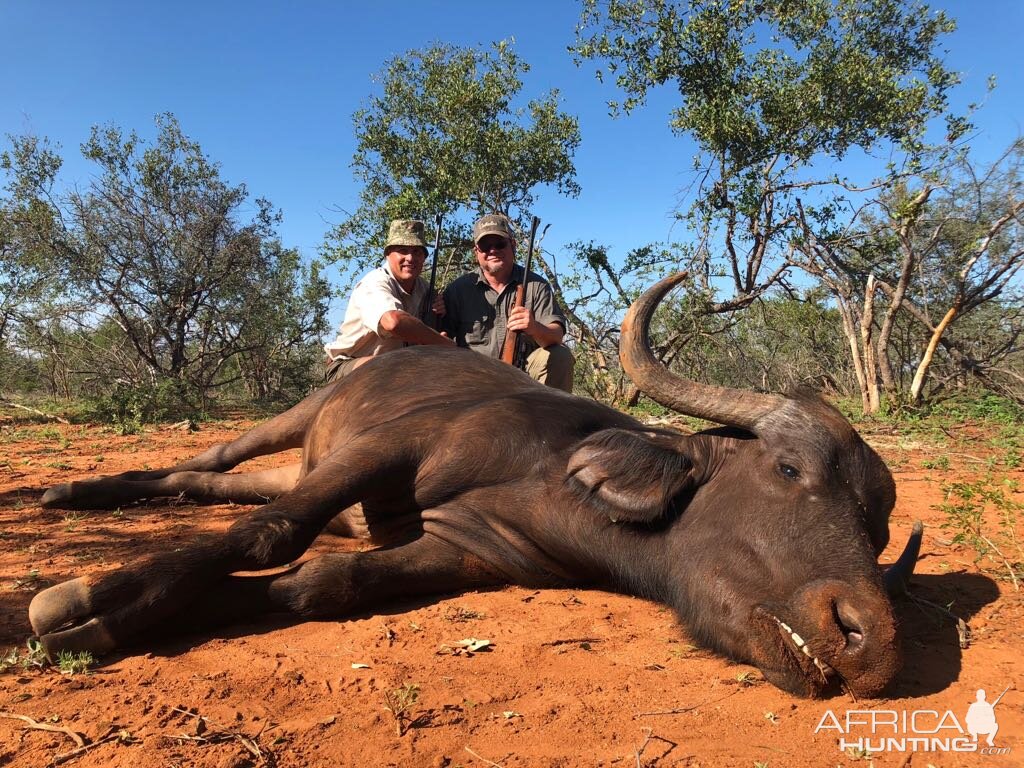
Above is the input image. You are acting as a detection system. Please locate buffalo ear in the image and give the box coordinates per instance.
[566,428,698,524]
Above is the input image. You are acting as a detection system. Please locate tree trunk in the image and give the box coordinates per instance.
[860,275,880,413]
[837,298,870,413]
[877,186,932,398]
[909,304,959,404]
[531,251,616,401]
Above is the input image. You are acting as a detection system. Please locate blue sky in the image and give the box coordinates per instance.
[3,1,1021,330]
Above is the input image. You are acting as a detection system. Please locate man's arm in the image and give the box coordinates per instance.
[507,276,567,348]
[379,310,454,347]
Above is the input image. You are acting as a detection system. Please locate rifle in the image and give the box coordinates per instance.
[500,215,541,368]
[420,213,444,326]
[992,685,1010,707]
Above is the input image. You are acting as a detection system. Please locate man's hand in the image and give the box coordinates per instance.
[507,305,535,334]
[508,305,565,348]
[380,310,455,347]
[431,293,446,318]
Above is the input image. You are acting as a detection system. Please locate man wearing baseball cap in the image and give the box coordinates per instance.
[438,213,574,391]
[324,219,452,382]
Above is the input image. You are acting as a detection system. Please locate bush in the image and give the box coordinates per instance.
[88,380,202,433]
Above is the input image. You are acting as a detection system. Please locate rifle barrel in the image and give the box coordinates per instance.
[421,213,444,325]
[992,685,1011,707]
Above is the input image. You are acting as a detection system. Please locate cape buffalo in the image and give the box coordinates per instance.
[30,272,918,698]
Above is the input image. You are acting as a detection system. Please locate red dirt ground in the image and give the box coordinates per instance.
[1,414,1022,767]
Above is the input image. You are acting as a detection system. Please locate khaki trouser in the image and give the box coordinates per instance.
[324,356,363,384]
[525,343,575,393]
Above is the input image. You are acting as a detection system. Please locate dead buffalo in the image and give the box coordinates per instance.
[30,272,918,698]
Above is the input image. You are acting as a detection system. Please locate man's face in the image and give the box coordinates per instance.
[475,234,516,280]
[386,245,427,285]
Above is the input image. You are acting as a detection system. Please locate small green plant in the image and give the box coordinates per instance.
[24,638,48,669]
[443,606,484,622]
[56,650,94,675]
[63,511,86,531]
[37,426,62,441]
[115,415,144,436]
[939,474,1023,588]
[0,638,48,673]
[0,647,20,673]
[11,569,45,591]
[383,683,421,736]
[921,455,950,470]
[1004,449,1022,470]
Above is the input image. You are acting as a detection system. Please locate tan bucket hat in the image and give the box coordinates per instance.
[384,219,429,251]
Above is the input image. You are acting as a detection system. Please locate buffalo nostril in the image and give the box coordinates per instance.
[834,601,867,651]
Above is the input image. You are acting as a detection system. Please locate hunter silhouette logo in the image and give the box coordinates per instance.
[815,685,1013,755]
[965,687,1008,747]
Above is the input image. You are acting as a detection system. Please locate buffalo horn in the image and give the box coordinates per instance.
[620,271,785,430]
[882,520,924,597]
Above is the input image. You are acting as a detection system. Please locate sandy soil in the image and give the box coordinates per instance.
[1,413,1022,767]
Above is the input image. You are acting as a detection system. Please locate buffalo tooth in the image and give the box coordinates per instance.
[779,621,792,633]
[790,631,805,647]
[801,645,814,658]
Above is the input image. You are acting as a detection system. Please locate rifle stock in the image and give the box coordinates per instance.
[500,216,541,367]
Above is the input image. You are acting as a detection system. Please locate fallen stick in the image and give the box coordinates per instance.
[0,401,70,424]
[49,731,123,766]
[637,688,741,717]
[540,637,602,646]
[465,745,506,767]
[167,707,270,765]
[0,711,85,748]
[634,727,677,767]
[908,593,972,648]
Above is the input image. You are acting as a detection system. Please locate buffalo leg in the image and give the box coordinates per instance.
[41,381,343,509]
[41,464,304,510]
[169,534,502,635]
[29,438,404,655]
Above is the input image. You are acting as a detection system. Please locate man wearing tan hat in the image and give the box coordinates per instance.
[438,213,574,392]
[324,219,452,382]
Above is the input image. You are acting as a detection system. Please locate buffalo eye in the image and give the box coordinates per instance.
[779,463,801,480]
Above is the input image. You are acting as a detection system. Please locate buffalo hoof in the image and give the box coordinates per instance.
[324,505,371,539]
[29,578,117,657]
[40,483,76,509]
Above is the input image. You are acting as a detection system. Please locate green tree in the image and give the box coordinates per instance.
[794,139,1024,408]
[229,246,331,403]
[887,141,1023,403]
[0,135,66,384]
[4,115,330,412]
[325,41,581,273]
[573,0,971,411]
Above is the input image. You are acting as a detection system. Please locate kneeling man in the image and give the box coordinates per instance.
[324,219,452,382]
[441,214,574,392]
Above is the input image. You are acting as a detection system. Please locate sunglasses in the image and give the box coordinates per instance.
[476,237,509,252]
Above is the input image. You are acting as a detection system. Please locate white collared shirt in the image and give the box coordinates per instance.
[324,262,428,361]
